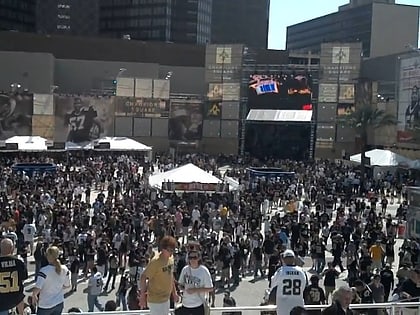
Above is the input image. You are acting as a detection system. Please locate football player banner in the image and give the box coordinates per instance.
[0,93,33,140]
[54,95,115,143]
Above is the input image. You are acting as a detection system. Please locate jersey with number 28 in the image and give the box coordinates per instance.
[270,265,307,315]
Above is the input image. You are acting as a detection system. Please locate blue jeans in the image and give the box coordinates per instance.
[87,294,103,312]
[0,310,10,315]
[117,292,127,311]
[37,302,64,315]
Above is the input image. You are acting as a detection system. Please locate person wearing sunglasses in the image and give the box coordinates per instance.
[139,236,179,315]
[177,251,214,315]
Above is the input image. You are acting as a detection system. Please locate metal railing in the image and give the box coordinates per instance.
[62,302,420,315]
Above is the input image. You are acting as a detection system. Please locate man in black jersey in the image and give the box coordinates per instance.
[65,97,104,143]
[303,275,326,315]
[0,238,28,315]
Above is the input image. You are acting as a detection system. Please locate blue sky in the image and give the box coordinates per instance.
[268,0,420,50]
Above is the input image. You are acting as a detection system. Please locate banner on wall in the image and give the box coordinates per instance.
[114,97,169,118]
[397,56,420,144]
[54,95,115,143]
[32,115,55,139]
[33,94,54,115]
[169,96,203,141]
[204,101,222,119]
[0,94,33,140]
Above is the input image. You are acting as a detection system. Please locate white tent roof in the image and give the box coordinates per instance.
[350,149,412,166]
[95,137,152,151]
[65,141,93,151]
[149,163,221,189]
[5,136,48,151]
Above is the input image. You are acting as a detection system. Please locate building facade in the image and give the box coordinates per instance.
[211,0,270,49]
[0,0,36,33]
[286,0,419,58]
[36,0,99,36]
[100,0,212,44]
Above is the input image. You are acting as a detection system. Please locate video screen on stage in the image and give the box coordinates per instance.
[248,74,313,110]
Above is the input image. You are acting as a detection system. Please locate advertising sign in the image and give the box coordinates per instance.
[54,95,114,143]
[320,43,362,82]
[168,96,203,141]
[397,56,420,143]
[115,97,169,118]
[0,93,33,140]
[205,44,243,83]
[318,84,355,103]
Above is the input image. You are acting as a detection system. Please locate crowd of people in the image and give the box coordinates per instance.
[0,152,419,315]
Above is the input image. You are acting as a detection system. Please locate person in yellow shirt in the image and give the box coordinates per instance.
[369,241,384,270]
[139,236,179,315]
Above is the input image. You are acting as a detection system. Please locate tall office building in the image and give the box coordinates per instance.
[211,0,270,49]
[100,0,212,44]
[0,0,36,33]
[36,0,99,36]
[286,0,419,57]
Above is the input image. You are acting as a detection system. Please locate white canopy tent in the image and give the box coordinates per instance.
[149,163,222,191]
[94,137,152,152]
[65,141,93,151]
[4,136,48,151]
[350,149,412,167]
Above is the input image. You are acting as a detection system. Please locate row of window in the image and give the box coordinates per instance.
[101,18,170,29]
[101,6,169,18]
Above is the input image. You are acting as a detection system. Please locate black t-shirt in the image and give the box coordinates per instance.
[401,278,420,302]
[323,269,339,287]
[0,256,28,311]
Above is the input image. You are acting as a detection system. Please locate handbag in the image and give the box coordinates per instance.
[188,267,211,315]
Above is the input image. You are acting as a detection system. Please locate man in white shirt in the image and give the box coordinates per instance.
[22,222,37,255]
[270,250,308,315]
[87,266,104,312]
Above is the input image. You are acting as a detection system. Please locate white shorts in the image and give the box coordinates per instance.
[148,300,170,315]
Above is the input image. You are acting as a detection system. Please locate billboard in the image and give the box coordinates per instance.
[0,94,33,140]
[54,95,115,143]
[248,74,312,110]
[205,44,243,83]
[318,83,355,103]
[320,43,362,82]
[168,96,203,141]
[397,56,420,143]
[114,97,169,118]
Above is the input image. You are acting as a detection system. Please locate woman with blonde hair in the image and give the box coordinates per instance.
[32,246,71,315]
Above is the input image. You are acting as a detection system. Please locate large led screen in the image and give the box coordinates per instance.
[248,74,313,110]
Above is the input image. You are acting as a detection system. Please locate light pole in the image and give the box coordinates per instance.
[10,83,21,93]
[113,68,127,95]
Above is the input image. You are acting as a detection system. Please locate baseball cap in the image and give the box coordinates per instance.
[283,249,295,258]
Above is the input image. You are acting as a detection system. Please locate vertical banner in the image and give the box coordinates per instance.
[153,79,170,99]
[0,93,33,140]
[116,77,135,97]
[54,95,115,143]
[168,96,203,141]
[33,94,54,115]
[32,115,55,139]
[135,78,153,98]
[397,56,420,144]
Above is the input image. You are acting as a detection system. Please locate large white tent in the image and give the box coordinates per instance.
[350,149,412,166]
[65,141,93,151]
[5,136,48,151]
[149,163,221,190]
[94,137,152,151]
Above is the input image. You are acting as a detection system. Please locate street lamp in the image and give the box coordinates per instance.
[165,71,173,80]
[10,83,21,93]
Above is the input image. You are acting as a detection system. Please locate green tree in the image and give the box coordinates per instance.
[341,104,397,192]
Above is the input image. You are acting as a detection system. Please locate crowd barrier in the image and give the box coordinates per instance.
[61,302,420,315]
